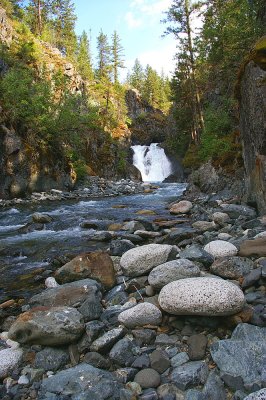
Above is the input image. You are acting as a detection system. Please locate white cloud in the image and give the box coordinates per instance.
[125,11,143,29]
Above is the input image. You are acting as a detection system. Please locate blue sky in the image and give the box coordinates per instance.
[73,0,176,79]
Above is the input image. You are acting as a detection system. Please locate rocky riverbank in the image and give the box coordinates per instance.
[0,184,265,400]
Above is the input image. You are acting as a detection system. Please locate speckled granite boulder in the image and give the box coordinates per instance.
[204,241,238,258]
[148,259,200,289]
[158,277,245,316]
[0,348,23,378]
[244,389,266,400]
[118,303,162,328]
[120,244,174,277]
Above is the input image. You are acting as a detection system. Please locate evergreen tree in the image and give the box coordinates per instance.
[26,0,50,36]
[128,58,144,92]
[96,30,111,80]
[111,30,125,83]
[77,30,94,81]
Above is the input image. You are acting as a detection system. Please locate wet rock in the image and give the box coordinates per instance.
[179,245,214,267]
[0,348,23,378]
[159,277,245,316]
[120,244,174,277]
[149,349,170,374]
[32,213,53,223]
[210,257,254,279]
[55,251,116,289]
[8,306,84,346]
[239,238,266,257]
[109,240,135,256]
[109,337,137,367]
[118,302,162,328]
[148,259,200,290]
[220,204,257,219]
[90,327,125,354]
[170,200,193,214]
[83,352,110,369]
[170,361,209,390]
[204,240,238,258]
[210,323,266,391]
[187,334,208,360]
[34,347,69,371]
[18,222,44,234]
[38,363,122,399]
[134,368,161,388]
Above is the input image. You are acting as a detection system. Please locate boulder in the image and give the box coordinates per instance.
[118,303,162,328]
[8,306,84,346]
[239,238,266,257]
[204,240,238,258]
[212,212,230,225]
[120,244,174,277]
[158,277,245,316]
[170,201,193,214]
[0,348,23,378]
[148,259,200,289]
[55,251,116,289]
[210,324,266,391]
[210,257,254,279]
[32,213,53,223]
[39,363,122,399]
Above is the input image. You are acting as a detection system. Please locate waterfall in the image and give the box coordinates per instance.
[131,143,173,182]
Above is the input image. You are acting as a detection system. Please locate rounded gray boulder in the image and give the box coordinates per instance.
[118,302,162,328]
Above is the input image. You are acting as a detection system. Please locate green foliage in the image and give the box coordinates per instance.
[116,149,127,174]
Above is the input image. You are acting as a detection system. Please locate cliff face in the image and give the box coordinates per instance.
[239,40,266,214]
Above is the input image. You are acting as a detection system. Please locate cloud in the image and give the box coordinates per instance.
[125,11,143,29]
[130,0,172,17]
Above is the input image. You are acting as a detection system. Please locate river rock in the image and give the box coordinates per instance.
[38,363,122,399]
[192,221,217,232]
[29,278,101,308]
[55,251,116,289]
[165,227,196,244]
[120,244,174,277]
[77,320,105,353]
[212,212,230,225]
[243,389,266,400]
[0,348,23,378]
[32,213,53,223]
[8,306,84,346]
[149,349,170,374]
[109,337,137,367]
[34,347,69,371]
[210,257,254,279]
[187,334,208,361]
[220,204,257,219]
[179,245,214,267]
[170,361,209,391]
[109,239,135,256]
[239,238,266,257]
[118,302,162,328]
[204,240,238,258]
[202,370,226,400]
[90,327,125,354]
[122,221,146,232]
[170,200,193,214]
[210,323,266,391]
[158,277,245,316]
[84,351,110,369]
[148,259,200,289]
[134,368,161,388]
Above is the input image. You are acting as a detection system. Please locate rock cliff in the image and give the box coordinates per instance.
[239,37,266,214]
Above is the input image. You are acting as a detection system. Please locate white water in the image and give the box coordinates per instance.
[132,143,173,182]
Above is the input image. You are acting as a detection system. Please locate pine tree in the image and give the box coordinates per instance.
[26,0,50,36]
[128,58,144,92]
[96,30,111,80]
[111,31,125,84]
[77,30,94,81]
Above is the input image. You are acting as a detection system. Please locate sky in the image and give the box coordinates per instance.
[73,0,177,80]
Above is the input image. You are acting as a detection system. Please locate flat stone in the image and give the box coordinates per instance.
[8,306,84,346]
[90,327,125,354]
[148,259,200,290]
[170,201,193,214]
[187,334,208,360]
[38,363,122,399]
[179,245,214,267]
[210,323,266,391]
[210,257,254,279]
[134,368,161,389]
[239,238,266,257]
[0,348,23,378]
[204,240,238,258]
[34,347,69,371]
[118,302,162,328]
[158,277,245,316]
[55,251,116,289]
[170,361,209,390]
[120,244,173,277]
